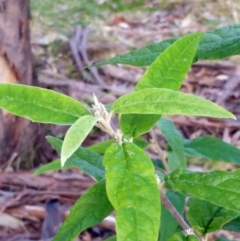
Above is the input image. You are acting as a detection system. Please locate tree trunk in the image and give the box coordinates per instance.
[0,0,40,168]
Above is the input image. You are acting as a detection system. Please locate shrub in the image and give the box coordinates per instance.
[1,24,240,241]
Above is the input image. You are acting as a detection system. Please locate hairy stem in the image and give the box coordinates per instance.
[161,190,189,230]
[203,234,208,241]
[150,129,170,173]
[161,190,201,240]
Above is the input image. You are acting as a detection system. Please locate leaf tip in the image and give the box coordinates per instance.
[61,157,66,167]
[45,135,52,141]
[32,170,39,176]
[227,112,236,120]
[232,114,237,120]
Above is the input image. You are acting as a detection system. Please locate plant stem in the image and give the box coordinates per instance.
[203,234,208,241]
[160,190,201,241]
[150,129,170,173]
[161,190,189,230]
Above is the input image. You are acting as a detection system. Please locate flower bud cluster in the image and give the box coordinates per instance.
[92,94,123,144]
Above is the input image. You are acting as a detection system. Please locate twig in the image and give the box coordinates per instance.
[69,26,84,73]
[78,28,106,86]
[192,60,236,69]
[161,190,189,230]
[161,190,201,240]
[69,25,106,86]
[171,116,240,129]
[216,65,240,105]
[150,129,170,173]
[203,234,208,241]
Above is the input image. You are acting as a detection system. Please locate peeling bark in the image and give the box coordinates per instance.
[0,0,40,167]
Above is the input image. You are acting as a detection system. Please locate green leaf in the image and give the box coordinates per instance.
[186,235,199,241]
[152,159,163,168]
[92,37,177,67]
[184,136,240,165]
[215,238,237,241]
[165,169,240,213]
[61,115,97,166]
[52,180,113,241]
[119,34,202,138]
[132,137,148,149]
[135,33,203,91]
[167,232,186,241]
[87,137,148,154]
[112,88,235,119]
[187,198,238,236]
[93,24,240,67]
[157,118,186,171]
[87,140,115,154]
[46,136,105,181]
[223,216,240,232]
[159,190,185,241]
[155,170,165,182]
[33,159,62,175]
[196,24,240,61]
[33,155,104,176]
[167,151,183,173]
[104,142,160,241]
[104,236,117,241]
[120,114,160,137]
[0,84,90,124]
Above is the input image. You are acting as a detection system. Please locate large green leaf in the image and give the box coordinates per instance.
[165,169,240,213]
[135,33,203,91]
[159,190,185,241]
[119,34,202,138]
[184,136,240,165]
[104,142,160,241]
[46,136,105,181]
[93,24,240,67]
[52,180,113,241]
[120,114,160,137]
[187,198,238,236]
[196,24,240,61]
[112,88,235,119]
[61,115,97,166]
[156,118,186,171]
[0,84,90,124]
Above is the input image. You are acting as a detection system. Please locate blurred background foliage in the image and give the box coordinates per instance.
[30,0,154,33]
[30,0,240,33]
